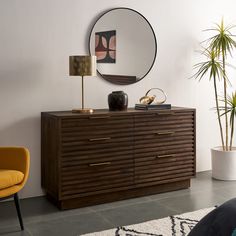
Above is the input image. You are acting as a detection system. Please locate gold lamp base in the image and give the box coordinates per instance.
[72,108,94,113]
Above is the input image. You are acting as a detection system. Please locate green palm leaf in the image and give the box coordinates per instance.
[191,48,224,81]
[207,19,236,57]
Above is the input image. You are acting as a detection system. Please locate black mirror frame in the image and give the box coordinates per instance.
[88,7,157,85]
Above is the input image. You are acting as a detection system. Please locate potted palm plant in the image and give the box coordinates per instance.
[193,19,236,180]
[212,92,236,180]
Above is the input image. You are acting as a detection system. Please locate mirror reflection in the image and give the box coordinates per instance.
[89,8,157,85]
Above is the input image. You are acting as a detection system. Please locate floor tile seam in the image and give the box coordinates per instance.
[87,206,97,213]
[61,207,95,216]
[0,220,18,225]
[0,210,95,226]
[156,190,227,203]
[212,185,236,190]
[91,200,153,212]
[93,200,179,224]
[94,211,117,228]
[23,215,70,224]
[147,185,221,201]
[155,200,196,214]
[211,193,234,202]
[0,223,20,230]
[24,211,97,226]
[211,187,236,195]
[153,201,180,215]
[180,187,225,195]
[155,199,185,213]
[146,190,197,201]
[213,193,236,200]
[57,210,115,228]
[24,217,61,225]
[157,196,227,214]
[0,227,32,235]
[26,228,33,236]
[23,208,95,223]
[147,193,187,201]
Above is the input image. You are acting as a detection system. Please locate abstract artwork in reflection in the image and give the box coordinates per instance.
[95,30,116,63]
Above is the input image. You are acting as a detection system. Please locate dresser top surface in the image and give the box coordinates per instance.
[41,107,195,117]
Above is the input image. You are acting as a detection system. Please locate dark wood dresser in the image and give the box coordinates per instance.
[41,107,196,209]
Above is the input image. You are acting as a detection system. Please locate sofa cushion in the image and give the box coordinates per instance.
[0,169,24,190]
[189,198,236,236]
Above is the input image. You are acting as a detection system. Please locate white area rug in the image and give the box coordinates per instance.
[81,207,214,236]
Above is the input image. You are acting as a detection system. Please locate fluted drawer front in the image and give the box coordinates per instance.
[135,152,195,182]
[61,134,134,164]
[134,132,194,153]
[61,149,134,164]
[135,154,194,183]
[61,114,134,161]
[61,137,133,154]
[61,114,133,141]
[134,110,195,184]
[62,127,134,142]
[60,146,134,196]
[60,157,134,199]
[60,114,135,199]
[134,111,194,134]
[61,115,134,157]
[135,152,194,164]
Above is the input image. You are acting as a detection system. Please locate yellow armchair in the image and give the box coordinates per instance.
[0,147,30,230]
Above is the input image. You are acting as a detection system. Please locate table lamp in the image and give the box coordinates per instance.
[69,55,97,113]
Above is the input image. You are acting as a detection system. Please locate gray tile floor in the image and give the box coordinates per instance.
[1,171,236,236]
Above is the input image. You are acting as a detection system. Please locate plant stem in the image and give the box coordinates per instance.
[213,76,225,150]
[222,52,229,151]
[230,114,234,151]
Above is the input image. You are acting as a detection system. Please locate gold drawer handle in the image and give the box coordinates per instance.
[157,154,175,158]
[156,112,175,116]
[155,131,175,135]
[89,162,111,167]
[89,116,110,119]
[89,137,111,142]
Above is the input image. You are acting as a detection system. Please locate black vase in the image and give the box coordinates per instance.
[108,91,128,111]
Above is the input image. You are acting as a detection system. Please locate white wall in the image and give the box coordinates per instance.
[0,0,236,198]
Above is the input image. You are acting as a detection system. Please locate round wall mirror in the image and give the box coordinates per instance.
[88,8,157,85]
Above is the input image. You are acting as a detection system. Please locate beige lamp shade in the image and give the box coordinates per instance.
[69,55,97,76]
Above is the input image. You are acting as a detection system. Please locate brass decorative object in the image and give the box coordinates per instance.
[139,88,167,105]
[69,55,96,113]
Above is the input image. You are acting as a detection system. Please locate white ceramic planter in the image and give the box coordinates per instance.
[211,146,236,180]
